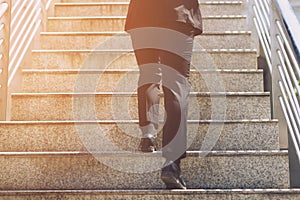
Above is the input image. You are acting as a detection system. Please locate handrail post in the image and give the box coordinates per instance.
[272,0,300,188]
[270,0,288,149]
[0,0,11,121]
[247,0,261,54]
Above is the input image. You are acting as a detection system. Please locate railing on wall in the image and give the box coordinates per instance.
[9,0,42,87]
[0,0,10,120]
[250,0,300,187]
[0,0,57,120]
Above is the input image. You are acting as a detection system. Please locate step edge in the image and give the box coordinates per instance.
[0,150,288,157]
[47,15,247,20]
[11,91,271,96]
[55,2,130,6]
[22,69,263,74]
[32,49,257,53]
[54,1,243,6]
[0,119,279,125]
[39,31,252,36]
[1,188,299,195]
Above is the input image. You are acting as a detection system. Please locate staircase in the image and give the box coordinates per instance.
[1,0,300,199]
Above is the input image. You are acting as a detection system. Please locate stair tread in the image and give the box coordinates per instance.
[38,32,254,50]
[22,68,263,73]
[32,49,257,52]
[40,31,252,35]
[0,119,279,152]
[54,1,245,17]
[0,119,278,124]
[2,188,300,200]
[1,188,299,194]
[55,1,244,6]
[31,49,258,70]
[0,150,288,157]
[47,14,247,32]
[11,93,271,121]
[0,150,288,189]
[2,0,291,194]
[11,91,270,96]
[48,15,246,19]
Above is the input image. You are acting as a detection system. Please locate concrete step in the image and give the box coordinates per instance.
[0,151,289,189]
[61,0,130,1]
[47,15,247,32]
[31,49,258,70]
[60,0,131,1]
[38,32,253,50]
[22,69,264,93]
[10,92,271,121]
[54,2,244,17]
[2,189,300,200]
[0,120,279,152]
[60,0,243,3]
[60,0,130,1]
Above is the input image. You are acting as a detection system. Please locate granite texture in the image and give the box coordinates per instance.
[200,3,244,16]
[22,70,263,93]
[30,50,258,71]
[61,0,130,1]
[38,33,253,50]
[54,3,243,17]
[10,93,271,121]
[55,3,130,17]
[31,51,139,70]
[2,189,300,200]
[0,0,290,197]
[47,17,247,32]
[0,151,289,190]
[60,0,243,2]
[0,120,279,152]
[191,50,258,70]
[62,0,129,1]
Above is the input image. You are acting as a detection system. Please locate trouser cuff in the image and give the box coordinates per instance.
[140,123,157,138]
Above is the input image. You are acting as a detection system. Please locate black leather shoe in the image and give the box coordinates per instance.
[161,160,187,189]
[138,136,157,152]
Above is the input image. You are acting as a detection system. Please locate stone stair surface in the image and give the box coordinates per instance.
[2,189,300,200]
[39,32,253,50]
[11,92,271,120]
[0,120,279,152]
[0,151,289,190]
[30,49,258,70]
[2,0,300,199]
[54,2,244,16]
[47,16,247,32]
[22,69,264,92]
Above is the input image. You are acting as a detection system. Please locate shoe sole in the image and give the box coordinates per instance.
[139,146,156,153]
[161,175,187,190]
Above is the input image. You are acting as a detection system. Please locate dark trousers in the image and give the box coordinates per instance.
[129,24,194,161]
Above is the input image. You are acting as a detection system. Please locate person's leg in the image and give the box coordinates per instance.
[134,49,161,130]
[161,33,193,163]
[159,24,194,189]
[130,33,161,152]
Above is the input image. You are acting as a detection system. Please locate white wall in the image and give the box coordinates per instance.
[289,0,300,21]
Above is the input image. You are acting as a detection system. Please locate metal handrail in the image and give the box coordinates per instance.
[0,1,11,120]
[250,0,300,187]
[252,1,272,72]
[8,0,42,86]
[0,2,8,18]
[0,0,56,120]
